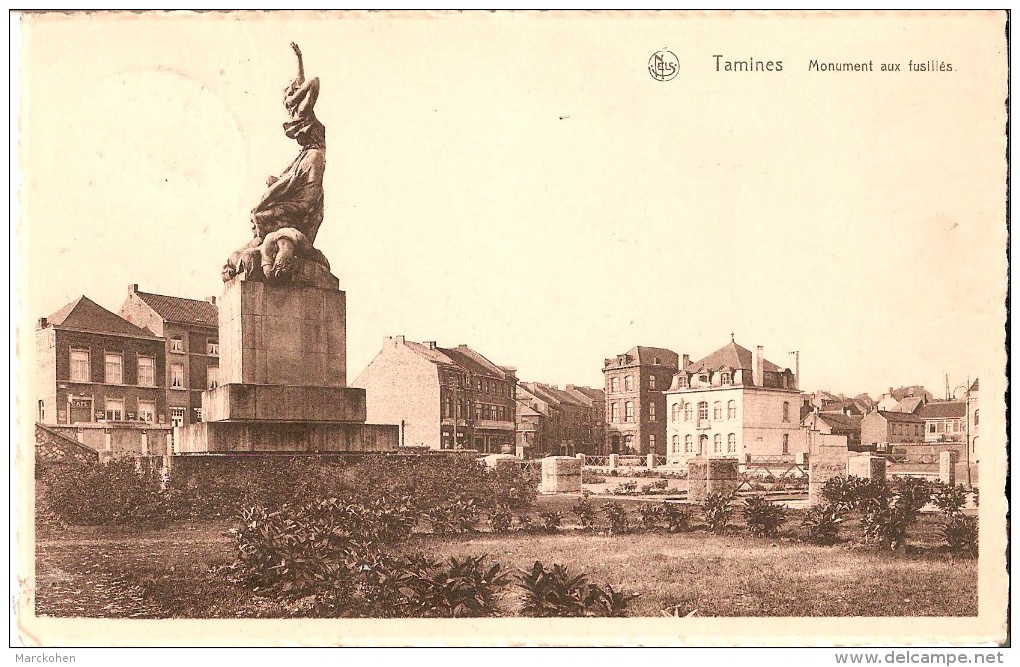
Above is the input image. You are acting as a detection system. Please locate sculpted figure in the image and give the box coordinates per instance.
[223,43,329,283]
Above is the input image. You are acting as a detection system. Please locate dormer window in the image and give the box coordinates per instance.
[677,375,688,388]
[721,371,732,385]
[699,374,708,384]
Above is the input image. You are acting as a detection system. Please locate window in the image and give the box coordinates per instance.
[974,409,979,426]
[672,435,679,453]
[713,401,722,420]
[677,375,688,388]
[170,407,185,428]
[170,363,185,389]
[782,401,790,423]
[137,400,155,423]
[137,356,155,387]
[70,349,90,382]
[170,337,184,352]
[727,433,736,453]
[610,402,619,422]
[698,374,708,384]
[649,402,656,422]
[38,400,45,422]
[649,434,656,451]
[206,339,219,356]
[684,435,693,453]
[649,375,656,390]
[104,352,123,384]
[207,366,219,390]
[684,403,693,421]
[610,377,619,393]
[672,403,681,421]
[476,378,482,390]
[727,400,737,419]
[194,407,203,422]
[721,371,732,385]
[624,375,633,391]
[782,434,789,454]
[104,398,124,421]
[713,433,722,453]
[625,401,634,422]
[623,434,635,454]
[697,401,708,422]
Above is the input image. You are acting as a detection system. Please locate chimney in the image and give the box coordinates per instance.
[383,335,393,345]
[752,346,764,386]
[424,340,436,350]
[395,335,405,345]
[128,284,138,294]
[682,354,690,368]
[566,384,575,391]
[205,296,217,306]
[36,317,47,329]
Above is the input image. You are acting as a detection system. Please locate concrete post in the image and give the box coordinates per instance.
[687,456,708,503]
[808,441,850,506]
[576,453,585,465]
[647,453,657,469]
[847,454,887,482]
[705,457,739,497]
[609,453,619,469]
[939,450,958,486]
[541,456,583,494]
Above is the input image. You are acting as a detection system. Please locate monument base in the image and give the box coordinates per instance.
[175,420,398,454]
[202,383,367,422]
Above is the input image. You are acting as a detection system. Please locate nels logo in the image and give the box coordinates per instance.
[648,50,679,81]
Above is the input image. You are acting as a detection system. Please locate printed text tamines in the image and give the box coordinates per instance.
[713,55,783,72]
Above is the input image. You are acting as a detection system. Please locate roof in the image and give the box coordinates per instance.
[872,410,924,424]
[133,290,218,327]
[45,296,157,338]
[815,412,863,431]
[605,346,680,369]
[917,401,967,420]
[567,386,605,401]
[530,383,588,407]
[894,396,926,414]
[890,385,933,402]
[969,378,980,393]
[437,345,513,380]
[685,340,783,374]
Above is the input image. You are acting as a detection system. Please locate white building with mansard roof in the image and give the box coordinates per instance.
[664,338,806,465]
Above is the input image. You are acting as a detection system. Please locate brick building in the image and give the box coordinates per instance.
[603,346,681,455]
[514,382,603,456]
[664,339,804,465]
[353,336,517,453]
[118,285,219,427]
[860,410,925,448]
[35,295,172,457]
[564,384,607,454]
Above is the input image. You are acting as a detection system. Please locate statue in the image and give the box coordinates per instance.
[222,43,330,283]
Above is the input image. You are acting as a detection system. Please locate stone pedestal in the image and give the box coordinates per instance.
[541,456,582,493]
[687,457,708,503]
[706,458,739,497]
[646,453,657,469]
[808,444,849,506]
[848,455,886,482]
[609,453,619,469]
[175,274,398,455]
[939,450,959,486]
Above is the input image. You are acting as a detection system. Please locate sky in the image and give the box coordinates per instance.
[15,11,1008,400]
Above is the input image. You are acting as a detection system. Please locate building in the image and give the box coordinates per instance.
[514,382,605,456]
[967,378,979,459]
[118,284,219,428]
[35,295,172,458]
[353,336,517,453]
[664,339,804,465]
[876,385,934,412]
[917,401,967,444]
[859,410,925,448]
[603,346,681,455]
[802,410,863,449]
[515,400,543,458]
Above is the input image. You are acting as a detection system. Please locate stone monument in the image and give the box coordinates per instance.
[175,44,398,456]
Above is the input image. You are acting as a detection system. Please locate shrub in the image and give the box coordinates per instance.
[943,514,978,557]
[425,498,480,535]
[638,503,662,531]
[659,502,694,533]
[702,491,736,534]
[931,482,968,516]
[640,479,669,495]
[396,554,510,617]
[488,503,514,533]
[858,491,917,552]
[516,561,639,617]
[742,495,787,538]
[488,464,537,513]
[801,503,844,545]
[571,492,597,533]
[603,501,629,534]
[539,511,563,533]
[611,481,638,496]
[581,470,606,485]
[42,460,170,527]
[514,512,535,533]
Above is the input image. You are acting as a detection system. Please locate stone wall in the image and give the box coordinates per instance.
[35,423,99,473]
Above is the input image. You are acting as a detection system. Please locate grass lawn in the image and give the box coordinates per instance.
[33,496,977,619]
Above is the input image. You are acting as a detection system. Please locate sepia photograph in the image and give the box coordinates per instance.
[11,9,1009,649]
